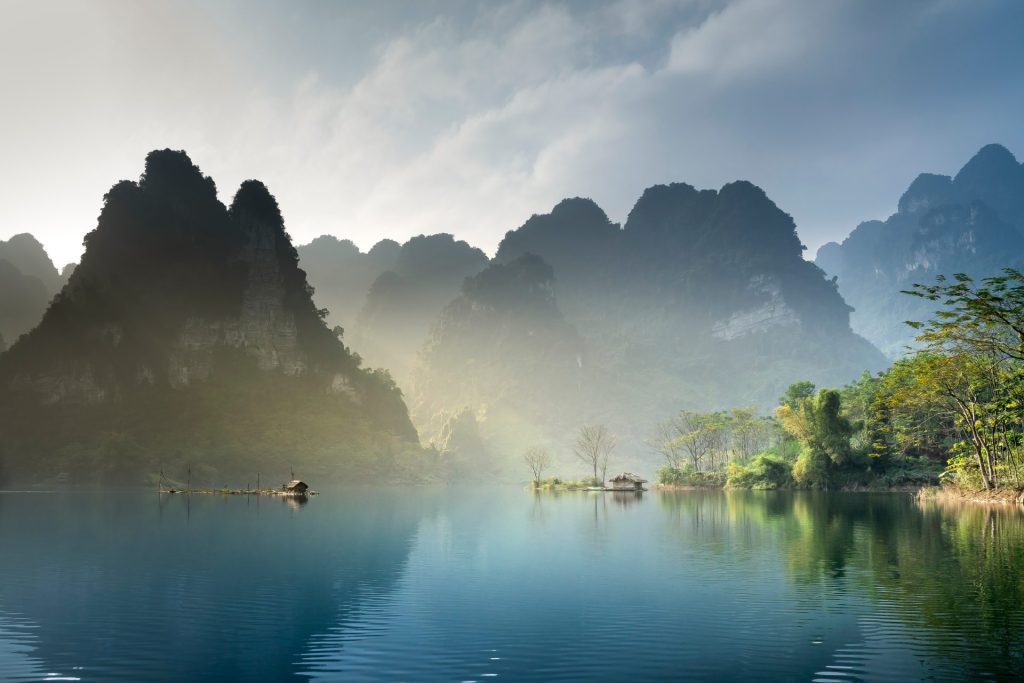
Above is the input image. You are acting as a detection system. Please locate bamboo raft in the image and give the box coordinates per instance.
[159,487,318,496]
[158,469,317,496]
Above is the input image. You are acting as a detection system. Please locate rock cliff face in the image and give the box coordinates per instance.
[711,275,800,341]
[168,201,306,387]
[815,144,1024,357]
[0,150,418,484]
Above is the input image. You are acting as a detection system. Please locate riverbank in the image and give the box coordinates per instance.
[917,486,1024,505]
[652,483,925,493]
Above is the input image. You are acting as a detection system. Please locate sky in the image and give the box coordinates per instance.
[1,0,1023,268]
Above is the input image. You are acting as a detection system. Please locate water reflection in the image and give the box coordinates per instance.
[609,490,642,507]
[0,488,1021,681]
[0,489,426,681]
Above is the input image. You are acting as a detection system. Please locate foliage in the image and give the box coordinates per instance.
[899,269,1024,489]
[725,454,793,489]
[652,408,777,474]
[656,464,727,488]
[776,388,854,488]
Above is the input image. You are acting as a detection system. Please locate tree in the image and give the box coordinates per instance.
[574,424,615,483]
[669,411,727,472]
[780,381,816,410]
[882,352,1010,489]
[651,420,685,469]
[523,446,553,484]
[901,269,1024,489]
[729,407,771,463]
[777,389,853,488]
[905,269,1024,362]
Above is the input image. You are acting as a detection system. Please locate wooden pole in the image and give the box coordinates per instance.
[187,464,191,493]
[257,471,260,493]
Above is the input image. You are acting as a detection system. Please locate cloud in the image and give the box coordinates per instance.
[1,0,1023,267]
[666,0,836,79]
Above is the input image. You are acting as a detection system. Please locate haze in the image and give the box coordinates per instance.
[2,0,1023,268]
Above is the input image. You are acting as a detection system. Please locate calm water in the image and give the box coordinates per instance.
[0,488,1022,682]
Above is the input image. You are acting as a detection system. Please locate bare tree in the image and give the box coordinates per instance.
[574,424,616,483]
[651,420,684,469]
[523,446,553,484]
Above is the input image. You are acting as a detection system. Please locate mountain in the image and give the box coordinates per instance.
[297,232,489,385]
[298,179,883,475]
[0,258,51,347]
[350,234,488,383]
[296,235,399,330]
[0,233,64,345]
[409,253,587,474]
[462,181,884,468]
[815,144,1024,357]
[0,233,62,293]
[0,150,420,485]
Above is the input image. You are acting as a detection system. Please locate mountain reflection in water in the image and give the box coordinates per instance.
[0,488,1021,682]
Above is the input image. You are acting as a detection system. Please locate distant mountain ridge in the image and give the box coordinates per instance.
[816,143,1024,357]
[301,178,885,473]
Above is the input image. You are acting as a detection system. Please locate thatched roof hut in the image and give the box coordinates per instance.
[282,480,309,494]
[608,472,647,491]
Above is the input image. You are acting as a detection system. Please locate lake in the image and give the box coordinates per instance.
[0,488,1022,682]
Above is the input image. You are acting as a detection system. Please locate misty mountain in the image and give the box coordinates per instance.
[0,150,420,485]
[409,253,586,474]
[816,143,1024,357]
[481,181,884,468]
[0,258,51,348]
[351,234,489,383]
[298,233,489,385]
[303,180,885,475]
[296,235,399,329]
[0,233,64,345]
[0,233,62,293]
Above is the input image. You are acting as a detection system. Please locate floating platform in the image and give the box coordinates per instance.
[159,488,318,497]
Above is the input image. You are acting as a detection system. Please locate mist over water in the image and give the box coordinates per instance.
[0,488,1021,682]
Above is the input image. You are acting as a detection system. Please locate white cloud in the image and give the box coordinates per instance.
[666,0,838,79]
[1,0,1023,268]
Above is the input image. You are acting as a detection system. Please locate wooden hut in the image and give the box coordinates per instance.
[282,480,309,494]
[608,472,647,491]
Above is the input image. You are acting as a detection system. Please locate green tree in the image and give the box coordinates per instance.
[780,381,816,410]
[905,269,1024,362]
[901,270,1024,489]
[777,389,853,488]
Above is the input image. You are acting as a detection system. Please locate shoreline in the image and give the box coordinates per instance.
[916,486,1024,506]
[652,483,923,493]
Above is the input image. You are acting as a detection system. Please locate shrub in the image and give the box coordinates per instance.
[792,446,830,488]
[656,465,726,488]
[725,454,793,489]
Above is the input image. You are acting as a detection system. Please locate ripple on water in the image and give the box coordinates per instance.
[1,489,1023,681]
